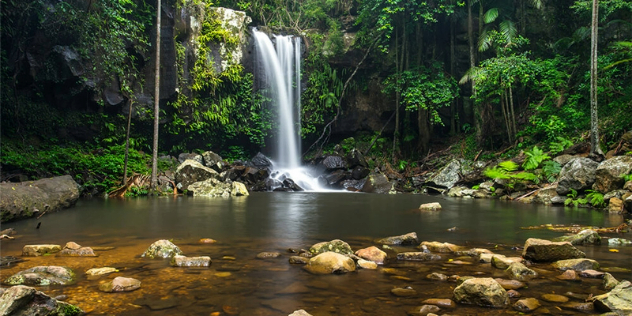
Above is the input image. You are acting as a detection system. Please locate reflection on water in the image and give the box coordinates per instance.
[1,193,631,315]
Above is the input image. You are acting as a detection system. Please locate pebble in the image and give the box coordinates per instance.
[391,287,417,297]
[541,293,569,303]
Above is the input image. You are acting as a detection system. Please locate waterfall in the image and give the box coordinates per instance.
[253,29,326,191]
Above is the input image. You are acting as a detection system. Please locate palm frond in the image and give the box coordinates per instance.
[483,8,499,24]
[499,20,517,44]
[478,27,493,52]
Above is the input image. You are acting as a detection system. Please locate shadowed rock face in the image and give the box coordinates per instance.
[1,175,80,223]
[522,238,586,262]
[4,266,76,286]
[0,285,83,315]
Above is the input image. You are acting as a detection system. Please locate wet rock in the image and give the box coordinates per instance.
[556,158,599,195]
[188,178,245,197]
[22,244,62,257]
[603,273,619,290]
[0,175,81,222]
[288,309,312,316]
[232,182,249,196]
[514,298,540,312]
[351,166,370,180]
[493,278,526,290]
[556,270,580,281]
[407,304,440,315]
[357,259,377,269]
[355,246,387,264]
[58,242,96,257]
[377,232,418,246]
[85,267,118,277]
[199,238,217,244]
[396,252,442,261]
[99,276,141,292]
[421,299,455,308]
[171,255,211,267]
[453,278,509,308]
[554,154,576,166]
[391,287,417,297]
[579,269,605,278]
[178,153,203,164]
[552,258,599,271]
[522,238,586,261]
[309,239,353,256]
[541,293,569,303]
[0,285,83,316]
[304,252,356,275]
[593,281,632,314]
[507,290,521,298]
[561,302,594,312]
[360,172,396,194]
[175,159,219,190]
[553,229,601,245]
[456,248,493,257]
[282,179,304,191]
[427,159,461,189]
[594,156,632,193]
[322,155,347,170]
[289,256,309,264]
[447,186,475,197]
[491,256,523,269]
[550,195,567,205]
[141,240,183,259]
[506,262,537,281]
[4,266,75,286]
[202,151,224,171]
[419,241,459,253]
[323,170,347,186]
[534,185,559,205]
[277,282,310,295]
[419,202,442,211]
[427,272,448,281]
[256,252,282,259]
[478,253,496,263]
[608,197,624,213]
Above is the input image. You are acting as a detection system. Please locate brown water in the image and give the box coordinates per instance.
[1,192,631,315]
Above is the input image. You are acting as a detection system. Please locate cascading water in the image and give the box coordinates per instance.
[253,29,327,191]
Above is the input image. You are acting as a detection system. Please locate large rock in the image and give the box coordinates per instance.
[593,281,632,314]
[202,151,224,171]
[0,285,83,315]
[552,229,601,245]
[170,255,211,267]
[322,155,347,170]
[427,159,461,189]
[4,266,75,286]
[355,246,387,264]
[419,241,460,253]
[552,258,600,271]
[98,276,141,292]
[303,252,356,275]
[187,178,248,197]
[453,278,509,308]
[534,185,559,205]
[593,156,632,193]
[57,242,96,257]
[522,238,586,262]
[22,245,62,257]
[377,232,418,245]
[506,262,537,281]
[249,152,273,169]
[556,158,599,195]
[360,172,396,194]
[0,175,80,222]
[141,240,183,259]
[175,159,219,190]
[309,239,353,255]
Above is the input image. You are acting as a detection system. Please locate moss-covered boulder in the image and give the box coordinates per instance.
[303,252,356,275]
[553,229,601,245]
[552,258,600,271]
[22,244,62,257]
[453,278,509,308]
[309,239,353,256]
[141,240,183,259]
[377,232,418,245]
[506,262,538,281]
[522,238,585,262]
[593,281,632,314]
[4,266,75,286]
[0,285,83,315]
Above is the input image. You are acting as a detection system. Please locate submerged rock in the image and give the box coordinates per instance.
[309,239,353,256]
[99,276,141,292]
[170,255,211,267]
[0,285,83,316]
[391,287,417,297]
[542,294,569,303]
[514,298,541,312]
[419,202,442,211]
[407,304,440,315]
[377,232,418,245]
[491,256,523,269]
[85,267,118,277]
[58,242,97,257]
[355,246,387,264]
[553,229,601,245]
[256,252,281,259]
[141,240,183,259]
[357,259,377,269]
[22,244,62,257]
[396,252,442,261]
[522,238,585,261]
[453,278,509,308]
[421,298,455,308]
[303,252,356,275]
[552,258,599,271]
[4,266,75,286]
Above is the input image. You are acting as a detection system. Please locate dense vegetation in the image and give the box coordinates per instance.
[1,0,631,193]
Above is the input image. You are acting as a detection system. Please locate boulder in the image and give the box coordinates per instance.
[141,239,183,259]
[360,172,396,194]
[593,156,632,193]
[288,310,312,316]
[447,186,475,198]
[351,166,370,180]
[202,151,224,170]
[419,202,442,211]
[552,229,601,245]
[178,153,203,164]
[175,159,219,189]
[232,182,249,196]
[250,152,273,169]
[188,178,247,197]
[514,298,541,312]
[377,232,418,245]
[98,276,141,292]
[282,178,304,191]
[427,159,461,189]
[534,185,559,205]
[22,244,62,257]
[522,238,586,262]
[554,154,576,166]
[85,267,118,277]
[346,148,368,168]
[453,278,509,308]
[309,239,353,256]
[322,155,347,170]
[419,241,460,253]
[427,272,448,281]
[491,256,523,269]
[556,158,599,195]
[58,242,96,257]
[171,255,211,267]
[593,281,632,315]
[355,246,387,264]
[608,197,624,214]
[357,259,377,269]
[506,262,537,281]
[552,258,599,271]
[4,266,75,286]
[0,175,80,222]
[0,285,83,316]
[396,252,442,261]
[603,273,619,291]
[303,252,356,275]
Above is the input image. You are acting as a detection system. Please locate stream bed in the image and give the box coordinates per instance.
[1,192,631,315]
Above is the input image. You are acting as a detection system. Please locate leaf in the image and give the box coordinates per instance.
[483,8,498,24]
[499,160,519,172]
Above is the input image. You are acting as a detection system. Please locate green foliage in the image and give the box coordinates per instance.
[586,190,606,208]
[542,160,562,183]
[549,137,574,155]
[565,189,588,207]
[622,173,632,182]
[523,146,550,170]
[483,160,539,188]
[499,160,519,172]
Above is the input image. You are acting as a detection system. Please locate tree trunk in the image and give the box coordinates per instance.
[509,84,517,139]
[469,0,483,145]
[392,24,400,162]
[151,0,161,189]
[450,10,457,135]
[500,90,511,143]
[590,0,603,156]
[418,106,430,155]
[123,100,133,185]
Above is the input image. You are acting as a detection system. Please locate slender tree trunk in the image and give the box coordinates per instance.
[450,11,457,135]
[500,90,511,142]
[590,0,603,156]
[123,100,133,185]
[152,0,161,189]
[509,84,517,139]
[392,24,400,162]
[469,0,482,144]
